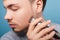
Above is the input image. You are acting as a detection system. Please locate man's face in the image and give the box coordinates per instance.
[3,0,43,32]
[3,0,34,32]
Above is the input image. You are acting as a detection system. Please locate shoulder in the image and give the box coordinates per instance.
[0,30,20,40]
[51,23,60,33]
[51,23,60,40]
[52,23,60,27]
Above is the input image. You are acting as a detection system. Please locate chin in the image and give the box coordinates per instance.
[12,27,28,33]
[12,28,21,33]
[12,28,28,37]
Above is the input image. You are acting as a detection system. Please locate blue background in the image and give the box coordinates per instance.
[0,0,60,37]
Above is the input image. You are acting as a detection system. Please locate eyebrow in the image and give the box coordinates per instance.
[4,2,19,9]
[4,4,16,9]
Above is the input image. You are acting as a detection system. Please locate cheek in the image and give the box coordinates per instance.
[13,8,33,27]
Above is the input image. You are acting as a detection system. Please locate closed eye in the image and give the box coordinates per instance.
[7,4,19,11]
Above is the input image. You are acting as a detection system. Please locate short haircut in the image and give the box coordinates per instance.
[43,0,47,11]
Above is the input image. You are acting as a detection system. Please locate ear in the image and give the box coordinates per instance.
[36,0,43,13]
[32,0,43,14]
[32,0,43,18]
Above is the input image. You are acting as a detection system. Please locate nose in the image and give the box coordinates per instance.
[4,10,13,20]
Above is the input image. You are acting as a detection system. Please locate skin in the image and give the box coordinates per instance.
[3,0,55,40]
[4,0,33,32]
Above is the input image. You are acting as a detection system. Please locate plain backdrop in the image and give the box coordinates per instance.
[0,0,60,37]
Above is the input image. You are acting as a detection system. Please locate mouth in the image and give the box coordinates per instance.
[9,24,16,28]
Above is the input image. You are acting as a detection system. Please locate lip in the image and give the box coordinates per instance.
[9,24,16,28]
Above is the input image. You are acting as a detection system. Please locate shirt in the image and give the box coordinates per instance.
[0,23,60,40]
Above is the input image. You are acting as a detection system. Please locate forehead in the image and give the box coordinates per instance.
[3,0,29,7]
[4,0,20,4]
[3,0,19,7]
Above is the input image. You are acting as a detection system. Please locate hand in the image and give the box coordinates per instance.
[27,17,55,40]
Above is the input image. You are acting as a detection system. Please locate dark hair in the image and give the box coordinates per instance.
[42,0,47,11]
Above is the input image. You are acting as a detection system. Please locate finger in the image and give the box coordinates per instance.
[40,31,55,40]
[27,17,43,34]
[33,20,51,34]
[35,26,55,39]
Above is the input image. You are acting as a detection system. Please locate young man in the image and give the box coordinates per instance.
[1,0,60,40]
